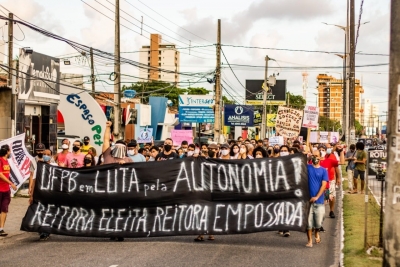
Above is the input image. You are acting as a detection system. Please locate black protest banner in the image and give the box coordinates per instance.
[21,154,310,238]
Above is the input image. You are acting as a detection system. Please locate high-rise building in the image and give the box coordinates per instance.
[139,34,180,84]
[316,74,364,124]
[361,98,379,135]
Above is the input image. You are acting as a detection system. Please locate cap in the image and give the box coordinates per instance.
[83,136,90,141]
[36,143,46,150]
[220,143,230,149]
[127,140,138,147]
[208,143,218,149]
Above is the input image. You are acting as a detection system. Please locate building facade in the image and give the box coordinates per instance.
[316,74,364,124]
[139,34,180,84]
[361,98,379,136]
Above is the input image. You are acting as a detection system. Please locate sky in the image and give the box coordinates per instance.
[0,0,391,115]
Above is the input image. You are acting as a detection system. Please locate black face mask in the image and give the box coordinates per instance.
[208,150,215,158]
[268,150,272,155]
[84,158,92,164]
[273,148,280,154]
[73,146,80,152]
[37,152,43,158]
[311,156,320,165]
[164,145,172,152]
[84,142,89,146]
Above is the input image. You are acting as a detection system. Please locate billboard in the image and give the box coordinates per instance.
[245,80,287,105]
[18,49,60,103]
[224,105,254,127]
[178,95,215,123]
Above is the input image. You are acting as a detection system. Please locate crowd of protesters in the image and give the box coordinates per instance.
[0,120,370,247]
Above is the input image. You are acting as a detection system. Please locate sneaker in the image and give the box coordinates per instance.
[39,233,50,241]
[283,231,290,237]
[319,227,326,233]
[0,230,8,236]
[329,211,335,218]
[278,231,283,235]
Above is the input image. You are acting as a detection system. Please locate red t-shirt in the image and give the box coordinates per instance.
[320,155,338,181]
[0,157,11,192]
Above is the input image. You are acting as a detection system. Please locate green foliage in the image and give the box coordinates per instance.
[287,92,306,110]
[355,120,363,136]
[122,82,211,107]
[318,116,342,131]
[222,96,235,105]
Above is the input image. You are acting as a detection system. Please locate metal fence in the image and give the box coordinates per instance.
[365,175,385,248]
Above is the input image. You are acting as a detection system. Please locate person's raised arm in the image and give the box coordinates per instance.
[103,121,112,153]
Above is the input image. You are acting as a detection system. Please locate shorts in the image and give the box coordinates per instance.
[0,190,11,213]
[329,180,336,199]
[354,169,365,180]
[307,203,325,230]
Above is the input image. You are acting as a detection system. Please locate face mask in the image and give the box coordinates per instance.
[256,154,263,158]
[183,148,187,152]
[149,157,155,161]
[312,157,320,165]
[312,147,318,151]
[187,151,194,157]
[37,152,43,158]
[164,145,172,152]
[280,151,289,157]
[240,148,246,154]
[72,146,80,152]
[111,144,126,158]
[194,149,200,154]
[127,150,135,156]
[221,150,229,156]
[320,151,326,157]
[84,158,92,164]
[208,151,215,158]
[84,142,89,146]
[62,144,69,150]
[268,150,272,155]
[273,148,280,154]
[179,154,185,158]
[326,148,332,154]
[43,155,51,162]
[233,148,239,154]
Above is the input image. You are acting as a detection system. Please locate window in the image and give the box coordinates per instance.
[148,57,150,61]
[158,75,161,79]
[159,51,161,55]
[159,63,161,66]
[159,57,161,61]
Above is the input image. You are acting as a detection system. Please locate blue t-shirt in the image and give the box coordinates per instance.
[307,164,329,204]
[128,153,146,162]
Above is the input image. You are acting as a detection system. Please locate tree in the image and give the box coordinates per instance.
[355,120,363,136]
[287,92,306,110]
[318,116,342,132]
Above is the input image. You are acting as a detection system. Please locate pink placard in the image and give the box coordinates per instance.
[171,130,193,146]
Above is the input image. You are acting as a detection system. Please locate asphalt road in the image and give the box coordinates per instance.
[0,198,340,267]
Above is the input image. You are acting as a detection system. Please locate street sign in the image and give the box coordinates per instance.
[178,95,215,123]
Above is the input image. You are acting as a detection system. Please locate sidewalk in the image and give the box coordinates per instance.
[1,196,30,239]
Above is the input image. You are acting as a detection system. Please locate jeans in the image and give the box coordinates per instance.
[307,203,325,230]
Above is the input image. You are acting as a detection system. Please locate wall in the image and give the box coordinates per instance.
[0,89,11,140]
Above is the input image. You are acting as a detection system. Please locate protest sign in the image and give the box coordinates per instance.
[269,136,284,146]
[302,106,319,129]
[275,107,304,138]
[171,130,193,146]
[0,134,35,193]
[21,154,310,238]
[309,132,340,143]
[137,128,153,143]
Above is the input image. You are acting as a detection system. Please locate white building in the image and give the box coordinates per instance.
[361,98,379,135]
[139,34,180,84]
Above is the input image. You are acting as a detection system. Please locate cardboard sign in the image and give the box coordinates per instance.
[275,107,304,138]
[302,106,319,129]
[309,131,340,143]
[137,128,153,143]
[269,136,284,146]
[171,130,193,146]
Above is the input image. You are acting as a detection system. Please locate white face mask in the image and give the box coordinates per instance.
[127,150,135,156]
[326,148,332,154]
[320,151,326,157]
[312,147,318,151]
[221,150,229,156]
[256,154,263,158]
[62,144,68,150]
[280,151,289,157]
[233,148,239,154]
[240,148,246,154]
[194,149,200,154]
[187,151,194,157]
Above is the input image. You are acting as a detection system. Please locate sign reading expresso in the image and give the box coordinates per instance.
[224,105,254,127]
[245,80,287,106]
[178,95,215,123]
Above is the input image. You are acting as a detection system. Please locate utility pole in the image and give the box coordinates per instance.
[8,13,15,137]
[260,56,269,139]
[113,0,122,138]
[214,19,221,143]
[349,0,356,143]
[90,47,95,97]
[383,0,400,265]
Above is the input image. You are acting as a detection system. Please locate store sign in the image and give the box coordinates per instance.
[224,105,254,127]
[245,80,287,105]
[178,95,215,123]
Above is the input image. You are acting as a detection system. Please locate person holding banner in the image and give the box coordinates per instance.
[102,121,132,165]
[0,145,16,237]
